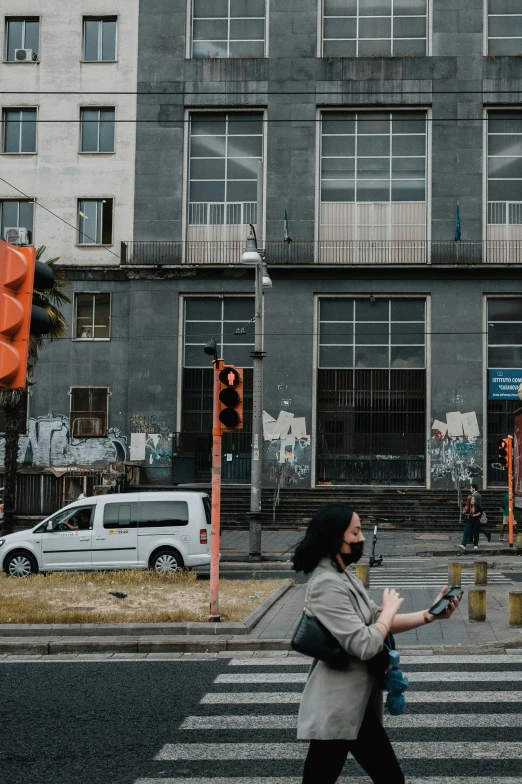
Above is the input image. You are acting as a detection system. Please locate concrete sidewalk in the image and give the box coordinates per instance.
[220,526,522,561]
[250,576,522,648]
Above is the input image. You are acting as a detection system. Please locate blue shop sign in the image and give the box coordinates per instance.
[489,369,522,400]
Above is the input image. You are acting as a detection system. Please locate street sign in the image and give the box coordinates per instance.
[488,369,522,400]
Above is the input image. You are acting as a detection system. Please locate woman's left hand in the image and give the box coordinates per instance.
[428,585,462,621]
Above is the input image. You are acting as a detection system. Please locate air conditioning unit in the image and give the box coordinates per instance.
[15,48,37,62]
[4,227,30,245]
[72,417,104,437]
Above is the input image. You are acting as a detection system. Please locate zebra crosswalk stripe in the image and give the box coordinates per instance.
[228,654,522,665]
[201,689,522,704]
[135,653,522,783]
[136,779,522,784]
[215,671,522,684]
[155,742,522,761]
[181,713,522,730]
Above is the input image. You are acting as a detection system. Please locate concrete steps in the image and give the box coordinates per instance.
[219,486,507,531]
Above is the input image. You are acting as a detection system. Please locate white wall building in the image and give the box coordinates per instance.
[0,1,138,265]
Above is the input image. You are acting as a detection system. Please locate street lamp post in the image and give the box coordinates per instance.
[241,224,271,561]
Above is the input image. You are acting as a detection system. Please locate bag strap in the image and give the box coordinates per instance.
[303,574,319,611]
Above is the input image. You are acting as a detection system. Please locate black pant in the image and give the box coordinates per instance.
[302,710,404,784]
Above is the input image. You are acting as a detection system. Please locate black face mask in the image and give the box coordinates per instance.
[339,541,364,567]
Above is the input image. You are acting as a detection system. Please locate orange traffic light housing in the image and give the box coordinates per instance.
[0,241,36,389]
[218,365,243,431]
[498,439,508,468]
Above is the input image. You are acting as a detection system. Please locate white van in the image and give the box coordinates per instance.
[0,491,211,578]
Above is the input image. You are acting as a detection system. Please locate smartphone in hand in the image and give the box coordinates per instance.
[428,587,464,616]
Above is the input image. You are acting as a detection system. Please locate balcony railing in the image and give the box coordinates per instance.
[120,240,522,266]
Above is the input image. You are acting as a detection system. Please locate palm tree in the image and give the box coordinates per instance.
[0,246,70,535]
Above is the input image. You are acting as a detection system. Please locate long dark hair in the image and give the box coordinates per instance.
[293,503,354,574]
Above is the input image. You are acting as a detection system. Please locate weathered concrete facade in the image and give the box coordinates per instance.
[4,1,522,495]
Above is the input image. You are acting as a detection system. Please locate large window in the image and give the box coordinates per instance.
[192,0,266,58]
[319,297,425,369]
[3,108,37,153]
[321,111,426,203]
[83,17,117,61]
[182,297,254,480]
[317,296,426,485]
[5,17,39,61]
[488,1,522,56]
[74,293,111,340]
[189,112,263,231]
[323,0,427,58]
[184,297,254,368]
[487,111,522,253]
[70,387,109,437]
[77,199,113,245]
[0,199,34,241]
[80,108,115,153]
[487,298,522,369]
[487,298,522,484]
[320,111,427,252]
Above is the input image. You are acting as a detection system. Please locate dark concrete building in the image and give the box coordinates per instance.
[4,0,522,507]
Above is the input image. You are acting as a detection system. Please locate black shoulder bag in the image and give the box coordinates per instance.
[291,574,395,684]
[291,577,350,668]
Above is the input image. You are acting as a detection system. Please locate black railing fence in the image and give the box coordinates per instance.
[121,240,522,266]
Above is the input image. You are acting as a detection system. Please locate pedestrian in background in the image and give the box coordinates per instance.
[293,503,460,784]
[458,483,490,551]
[499,491,518,541]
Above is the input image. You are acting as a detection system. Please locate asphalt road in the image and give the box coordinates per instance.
[2,655,522,784]
[0,659,222,784]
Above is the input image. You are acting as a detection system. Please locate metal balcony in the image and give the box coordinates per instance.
[120,240,522,266]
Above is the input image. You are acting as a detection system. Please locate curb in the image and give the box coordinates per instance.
[0,579,293,639]
[1,635,522,656]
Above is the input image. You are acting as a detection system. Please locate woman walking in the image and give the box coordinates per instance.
[293,503,461,784]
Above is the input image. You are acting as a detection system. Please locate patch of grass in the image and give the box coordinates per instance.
[0,569,287,624]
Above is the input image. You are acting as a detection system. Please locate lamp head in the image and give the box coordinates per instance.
[241,229,262,265]
[262,261,272,289]
[204,338,218,360]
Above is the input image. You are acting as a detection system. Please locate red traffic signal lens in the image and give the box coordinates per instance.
[219,366,241,387]
[499,439,507,449]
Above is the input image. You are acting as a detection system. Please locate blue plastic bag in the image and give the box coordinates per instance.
[384,648,408,716]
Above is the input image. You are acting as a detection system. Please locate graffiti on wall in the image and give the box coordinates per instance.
[430,410,482,486]
[0,414,127,468]
[262,410,311,487]
[129,416,173,484]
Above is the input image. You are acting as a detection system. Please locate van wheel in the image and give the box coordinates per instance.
[150,549,183,574]
[4,551,38,578]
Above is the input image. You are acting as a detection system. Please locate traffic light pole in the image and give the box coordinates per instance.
[210,358,224,621]
[508,435,514,548]
[249,245,264,562]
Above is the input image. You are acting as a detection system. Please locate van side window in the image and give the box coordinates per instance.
[138,501,189,528]
[203,495,211,526]
[103,502,138,529]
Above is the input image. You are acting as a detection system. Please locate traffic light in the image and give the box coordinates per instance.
[0,241,35,389]
[498,439,508,468]
[218,365,243,431]
[0,241,54,390]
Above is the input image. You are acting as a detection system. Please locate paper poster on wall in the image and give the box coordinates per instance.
[129,433,146,462]
[446,411,464,438]
[461,412,480,440]
[276,411,294,439]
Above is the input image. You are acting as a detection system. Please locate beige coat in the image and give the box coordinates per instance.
[296,557,385,741]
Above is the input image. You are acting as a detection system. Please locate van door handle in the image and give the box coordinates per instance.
[95,536,106,541]
[79,537,90,542]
